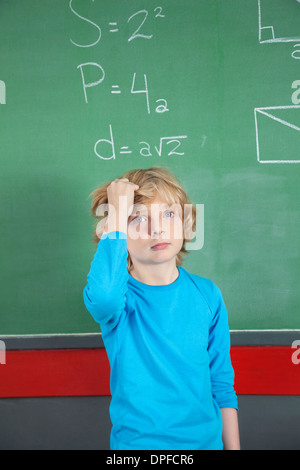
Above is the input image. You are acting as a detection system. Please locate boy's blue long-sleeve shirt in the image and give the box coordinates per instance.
[83,231,238,450]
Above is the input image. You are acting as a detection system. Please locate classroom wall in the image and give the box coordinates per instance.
[0,332,299,450]
[0,395,299,450]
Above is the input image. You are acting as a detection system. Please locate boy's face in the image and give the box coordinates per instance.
[127,194,184,267]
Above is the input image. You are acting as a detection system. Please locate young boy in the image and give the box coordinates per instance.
[83,166,240,450]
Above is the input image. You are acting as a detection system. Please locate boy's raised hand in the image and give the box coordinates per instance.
[103,178,139,235]
[107,178,139,217]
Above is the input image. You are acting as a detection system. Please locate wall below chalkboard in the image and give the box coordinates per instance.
[0,330,300,449]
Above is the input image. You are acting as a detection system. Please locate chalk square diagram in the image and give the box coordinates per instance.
[254,106,300,164]
[258,0,300,44]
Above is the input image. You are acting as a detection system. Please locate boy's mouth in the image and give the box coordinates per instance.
[151,243,170,250]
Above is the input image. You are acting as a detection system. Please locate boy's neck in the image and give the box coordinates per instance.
[129,263,179,286]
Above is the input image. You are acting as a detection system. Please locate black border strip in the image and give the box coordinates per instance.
[1,331,299,350]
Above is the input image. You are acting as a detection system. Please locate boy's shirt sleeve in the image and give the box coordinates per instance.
[83,230,129,332]
[207,284,238,411]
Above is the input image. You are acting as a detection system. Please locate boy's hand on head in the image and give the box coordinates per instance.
[107,178,139,217]
[102,178,139,235]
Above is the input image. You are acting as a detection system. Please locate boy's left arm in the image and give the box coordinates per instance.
[221,408,240,450]
[207,283,240,450]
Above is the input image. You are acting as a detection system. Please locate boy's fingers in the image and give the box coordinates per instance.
[112,178,139,189]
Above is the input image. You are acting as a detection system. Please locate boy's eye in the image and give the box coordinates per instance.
[131,213,148,223]
[133,210,175,223]
[165,210,175,218]
[134,216,146,223]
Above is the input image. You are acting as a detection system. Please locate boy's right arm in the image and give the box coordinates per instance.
[83,229,129,331]
[83,178,139,332]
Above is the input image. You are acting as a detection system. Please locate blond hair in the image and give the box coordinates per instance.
[88,166,197,272]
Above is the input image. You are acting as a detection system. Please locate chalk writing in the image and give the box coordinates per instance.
[77,62,105,104]
[94,125,187,161]
[69,0,166,47]
[69,0,102,48]
[70,2,188,160]
[77,65,169,114]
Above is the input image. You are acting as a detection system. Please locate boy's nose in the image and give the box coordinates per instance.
[149,209,169,237]
[151,228,165,237]
[150,218,166,237]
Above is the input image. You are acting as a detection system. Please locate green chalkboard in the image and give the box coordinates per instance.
[0,0,300,334]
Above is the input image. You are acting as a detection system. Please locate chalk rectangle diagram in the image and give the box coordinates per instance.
[258,0,300,44]
[254,106,300,164]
